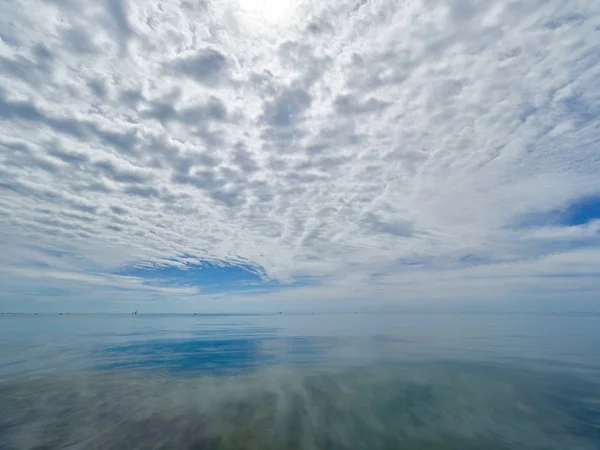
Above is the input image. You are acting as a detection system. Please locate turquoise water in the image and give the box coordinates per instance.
[1,313,599,449]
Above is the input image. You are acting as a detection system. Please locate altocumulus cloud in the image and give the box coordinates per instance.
[1,0,600,312]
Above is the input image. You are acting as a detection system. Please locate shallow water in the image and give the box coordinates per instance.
[1,313,599,449]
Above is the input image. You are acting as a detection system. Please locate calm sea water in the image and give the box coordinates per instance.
[1,313,599,449]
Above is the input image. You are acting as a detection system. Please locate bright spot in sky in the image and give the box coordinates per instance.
[234,0,300,31]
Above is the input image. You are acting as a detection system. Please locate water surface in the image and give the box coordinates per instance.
[1,313,599,449]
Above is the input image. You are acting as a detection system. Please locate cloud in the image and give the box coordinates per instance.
[333,94,391,116]
[172,48,230,86]
[1,0,600,310]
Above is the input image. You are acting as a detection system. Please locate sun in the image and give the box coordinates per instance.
[234,0,300,31]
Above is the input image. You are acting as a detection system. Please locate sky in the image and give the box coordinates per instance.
[0,0,600,313]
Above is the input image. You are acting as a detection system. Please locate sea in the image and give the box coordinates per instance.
[0,312,599,449]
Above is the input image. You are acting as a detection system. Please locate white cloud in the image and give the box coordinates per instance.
[1,0,600,309]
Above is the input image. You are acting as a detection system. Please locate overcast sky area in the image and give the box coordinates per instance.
[1,0,600,313]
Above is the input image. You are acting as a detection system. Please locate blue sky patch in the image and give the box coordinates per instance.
[560,195,600,226]
[113,259,273,294]
[112,258,320,295]
[514,194,600,228]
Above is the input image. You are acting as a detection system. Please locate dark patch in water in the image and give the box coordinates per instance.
[103,338,274,372]
[99,335,404,374]
[99,335,420,375]
[100,336,333,373]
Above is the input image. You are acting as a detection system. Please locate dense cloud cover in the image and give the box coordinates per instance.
[1,0,600,311]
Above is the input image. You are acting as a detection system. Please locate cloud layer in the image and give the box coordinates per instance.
[1,0,600,311]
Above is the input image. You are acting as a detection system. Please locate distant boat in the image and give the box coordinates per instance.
[132,310,137,315]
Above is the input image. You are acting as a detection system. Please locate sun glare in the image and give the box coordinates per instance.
[235,0,300,31]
